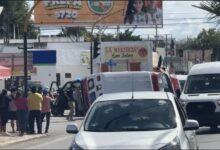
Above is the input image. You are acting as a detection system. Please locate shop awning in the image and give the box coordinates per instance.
[0,65,11,79]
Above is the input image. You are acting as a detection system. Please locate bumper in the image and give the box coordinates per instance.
[187,112,220,126]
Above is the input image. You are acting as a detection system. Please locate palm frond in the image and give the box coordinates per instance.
[193,0,220,23]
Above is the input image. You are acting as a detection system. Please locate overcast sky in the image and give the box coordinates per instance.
[33,1,216,40]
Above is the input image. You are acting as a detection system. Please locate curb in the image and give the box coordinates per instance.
[0,134,48,147]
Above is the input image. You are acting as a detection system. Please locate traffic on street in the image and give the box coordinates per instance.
[0,0,220,149]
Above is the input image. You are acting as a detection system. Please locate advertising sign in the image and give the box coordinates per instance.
[34,0,163,27]
[98,41,153,72]
[80,51,90,65]
[102,41,152,62]
[104,46,148,61]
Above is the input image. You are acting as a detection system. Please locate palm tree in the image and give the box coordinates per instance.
[193,0,220,23]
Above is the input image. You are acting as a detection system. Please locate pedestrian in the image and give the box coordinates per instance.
[15,91,28,136]
[0,89,11,133]
[65,85,76,121]
[27,86,43,134]
[41,90,52,133]
[74,87,83,117]
[8,88,17,133]
[37,87,43,95]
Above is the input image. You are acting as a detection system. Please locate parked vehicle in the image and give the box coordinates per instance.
[176,75,187,90]
[180,62,220,129]
[50,71,178,116]
[170,75,182,98]
[66,91,199,149]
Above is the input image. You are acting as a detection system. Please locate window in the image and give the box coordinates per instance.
[63,82,73,91]
[185,74,220,94]
[162,74,174,93]
[84,99,176,132]
[175,98,187,126]
[65,73,71,78]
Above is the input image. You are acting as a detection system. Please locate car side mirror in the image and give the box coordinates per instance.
[184,119,199,131]
[66,124,79,134]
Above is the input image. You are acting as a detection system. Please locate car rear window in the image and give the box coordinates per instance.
[102,74,153,94]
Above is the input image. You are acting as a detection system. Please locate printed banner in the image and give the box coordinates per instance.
[34,0,163,27]
[104,46,148,61]
[80,51,90,65]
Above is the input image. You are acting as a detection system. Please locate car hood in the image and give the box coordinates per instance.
[75,129,178,149]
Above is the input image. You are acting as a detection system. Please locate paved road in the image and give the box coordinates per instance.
[2,118,220,149]
[1,117,75,149]
[197,127,220,149]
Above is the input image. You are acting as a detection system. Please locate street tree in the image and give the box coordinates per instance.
[58,27,89,42]
[177,28,220,61]
[0,0,37,44]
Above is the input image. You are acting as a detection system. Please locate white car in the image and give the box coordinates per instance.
[67,92,199,149]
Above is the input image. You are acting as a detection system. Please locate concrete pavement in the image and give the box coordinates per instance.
[0,117,81,149]
[197,127,220,149]
[0,133,47,147]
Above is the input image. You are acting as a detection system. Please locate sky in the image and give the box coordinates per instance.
[32,1,216,40]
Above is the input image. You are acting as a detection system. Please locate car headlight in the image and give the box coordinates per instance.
[159,137,181,150]
[69,140,82,150]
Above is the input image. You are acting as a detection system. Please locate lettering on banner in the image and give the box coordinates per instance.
[55,10,78,19]
[44,0,82,10]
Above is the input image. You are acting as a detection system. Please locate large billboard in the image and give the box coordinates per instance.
[34,0,162,27]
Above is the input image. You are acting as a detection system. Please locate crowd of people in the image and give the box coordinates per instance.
[0,86,52,136]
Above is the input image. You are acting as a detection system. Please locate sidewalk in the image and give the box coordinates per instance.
[0,117,83,147]
[0,132,47,147]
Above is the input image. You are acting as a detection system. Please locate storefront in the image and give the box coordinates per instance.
[94,41,153,73]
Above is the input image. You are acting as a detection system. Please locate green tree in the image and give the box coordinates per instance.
[58,27,90,42]
[0,0,37,43]
[118,29,142,41]
[100,29,142,41]
[177,28,220,61]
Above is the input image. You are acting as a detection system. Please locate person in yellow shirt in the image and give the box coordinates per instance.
[28,86,43,134]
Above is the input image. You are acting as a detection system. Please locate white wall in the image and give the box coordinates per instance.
[46,42,91,86]
[31,65,56,87]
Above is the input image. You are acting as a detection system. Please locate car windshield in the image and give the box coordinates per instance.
[185,74,220,94]
[84,99,176,132]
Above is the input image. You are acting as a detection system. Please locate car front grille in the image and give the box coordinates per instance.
[186,102,216,114]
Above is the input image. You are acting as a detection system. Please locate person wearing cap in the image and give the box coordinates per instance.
[27,86,43,134]
[41,90,52,133]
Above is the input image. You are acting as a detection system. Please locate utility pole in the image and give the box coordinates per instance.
[116,25,120,41]
[155,25,158,52]
[23,0,40,97]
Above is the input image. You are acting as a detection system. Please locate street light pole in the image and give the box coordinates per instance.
[23,0,40,97]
